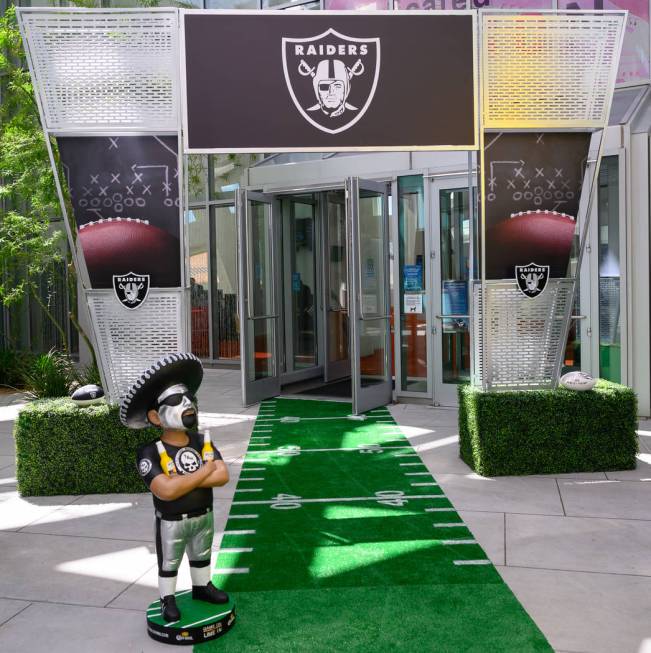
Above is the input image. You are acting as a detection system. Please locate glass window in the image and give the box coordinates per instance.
[439,188,472,385]
[398,175,427,393]
[597,156,621,383]
[187,155,208,205]
[212,206,240,360]
[282,196,317,371]
[188,208,210,359]
[210,154,261,201]
[325,0,389,8]
[206,0,258,8]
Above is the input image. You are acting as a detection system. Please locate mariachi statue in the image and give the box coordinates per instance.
[120,353,230,624]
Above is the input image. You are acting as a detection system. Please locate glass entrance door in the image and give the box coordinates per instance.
[237,190,281,405]
[431,180,475,405]
[347,177,392,414]
[323,190,350,383]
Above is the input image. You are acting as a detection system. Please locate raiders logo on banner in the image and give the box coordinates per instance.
[515,263,549,298]
[113,272,150,309]
[282,30,380,135]
[182,12,477,152]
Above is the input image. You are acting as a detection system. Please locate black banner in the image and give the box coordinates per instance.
[183,12,476,151]
[483,132,591,282]
[57,136,181,289]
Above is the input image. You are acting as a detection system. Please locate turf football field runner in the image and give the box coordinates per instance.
[201,399,552,652]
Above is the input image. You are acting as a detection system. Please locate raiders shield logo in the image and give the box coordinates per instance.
[113,272,150,309]
[515,263,550,298]
[282,29,380,135]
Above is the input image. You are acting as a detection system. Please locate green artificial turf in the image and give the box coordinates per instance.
[199,399,552,652]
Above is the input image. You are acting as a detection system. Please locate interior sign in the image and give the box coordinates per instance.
[182,11,477,153]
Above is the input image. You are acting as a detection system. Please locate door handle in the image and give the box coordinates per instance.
[435,314,470,319]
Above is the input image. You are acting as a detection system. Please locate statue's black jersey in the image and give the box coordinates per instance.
[136,431,222,518]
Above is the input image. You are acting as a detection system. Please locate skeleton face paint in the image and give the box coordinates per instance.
[155,384,198,431]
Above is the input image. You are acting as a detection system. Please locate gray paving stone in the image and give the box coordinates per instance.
[506,513,651,576]
[435,473,564,515]
[0,531,155,606]
[457,510,505,565]
[0,455,15,471]
[22,493,155,542]
[498,566,651,653]
[559,477,651,520]
[0,437,16,456]
[0,598,30,627]
[0,493,80,530]
[0,602,163,653]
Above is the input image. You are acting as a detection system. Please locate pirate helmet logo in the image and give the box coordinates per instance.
[283,29,380,135]
[515,263,550,298]
[113,272,150,310]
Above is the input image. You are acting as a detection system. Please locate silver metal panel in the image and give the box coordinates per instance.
[20,10,179,131]
[475,279,574,390]
[86,289,185,400]
[482,12,626,129]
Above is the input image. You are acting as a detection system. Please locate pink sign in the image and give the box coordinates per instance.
[558,0,650,83]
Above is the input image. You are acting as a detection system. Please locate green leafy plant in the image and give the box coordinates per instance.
[15,398,159,495]
[74,359,102,387]
[458,381,638,476]
[21,348,78,399]
[0,5,95,360]
[0,348,33,389]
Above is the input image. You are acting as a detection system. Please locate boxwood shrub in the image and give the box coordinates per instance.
[15,398,159,496]
[458,380,638,477]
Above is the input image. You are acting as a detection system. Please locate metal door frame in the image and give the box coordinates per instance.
[429,173,476,406]
[347,176,393,414]
[237,189,281,405]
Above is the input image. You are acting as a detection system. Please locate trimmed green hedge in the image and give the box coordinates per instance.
[458,381,638,476]
[15,399,159,496]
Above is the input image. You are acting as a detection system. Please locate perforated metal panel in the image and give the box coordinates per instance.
[20,10,179,131]
[86,289,185,401]
[482,12,625,129]
[474,279,574,390]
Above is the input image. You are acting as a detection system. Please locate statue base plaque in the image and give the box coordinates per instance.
[146,592,236,646]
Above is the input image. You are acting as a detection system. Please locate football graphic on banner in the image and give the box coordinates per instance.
[78,219,179,289]
[486,210,576,280]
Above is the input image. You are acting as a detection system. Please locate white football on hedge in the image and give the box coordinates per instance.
[71,384,105,406]
[560,372,597,392]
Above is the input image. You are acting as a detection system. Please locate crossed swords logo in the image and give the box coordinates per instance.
[297,58,365,117]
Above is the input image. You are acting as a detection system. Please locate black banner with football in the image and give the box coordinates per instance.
[483,132,591,294]
[57,136,182,298]
[183,12,476,152]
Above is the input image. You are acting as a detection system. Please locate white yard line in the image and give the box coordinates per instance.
[233,494,443,506]
[183,610,233,629]
[224,530,256,535]
[239,477,265,481]
[215,567,250,574]
[411,482,438,487]
[432,523,466,528]
[425,507,455,512]
[242,467,266,471]
[453,560,490,566]
[247,445,411,454]
[440,539,477,545]
[219,547,253,553]
[228,514,259,519]
[404,472,431,476]
[400,462,425,467]
[235,488,263,493]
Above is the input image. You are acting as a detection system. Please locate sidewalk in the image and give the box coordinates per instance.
[0,369,649,652]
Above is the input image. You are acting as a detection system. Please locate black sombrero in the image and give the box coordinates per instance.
[119,353,203,429]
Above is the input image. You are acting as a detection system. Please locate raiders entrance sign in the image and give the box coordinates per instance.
[182,11,477,153]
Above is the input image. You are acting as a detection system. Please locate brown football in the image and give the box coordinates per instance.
[78,218,181,289]
[485,210,576,280]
